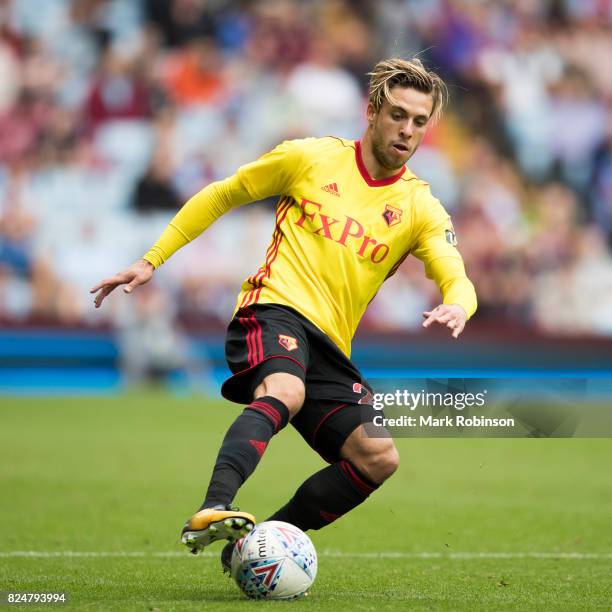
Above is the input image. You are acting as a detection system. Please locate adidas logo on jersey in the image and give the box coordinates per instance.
[321,182,340,196]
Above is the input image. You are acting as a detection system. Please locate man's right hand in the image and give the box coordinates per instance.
[90,259,155,308]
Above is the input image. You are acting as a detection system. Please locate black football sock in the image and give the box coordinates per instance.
[266,460,380,530]
[201,396,290,509]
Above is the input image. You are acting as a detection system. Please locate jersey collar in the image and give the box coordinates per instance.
[355,140,406,187]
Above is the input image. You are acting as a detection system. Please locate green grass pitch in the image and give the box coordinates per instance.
[1,393,611,610]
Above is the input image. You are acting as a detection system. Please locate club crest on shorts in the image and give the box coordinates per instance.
[382,204,402,227]
[278,334,298,351]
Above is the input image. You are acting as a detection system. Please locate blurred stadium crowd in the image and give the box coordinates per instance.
[1,0,612,338]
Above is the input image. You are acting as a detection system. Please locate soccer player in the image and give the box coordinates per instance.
[91,57,477,569]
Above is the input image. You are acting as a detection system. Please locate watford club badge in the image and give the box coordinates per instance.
[382,204,402,227]
[278,334,298,351]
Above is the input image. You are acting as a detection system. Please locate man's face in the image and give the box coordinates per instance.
[367,86,434,171]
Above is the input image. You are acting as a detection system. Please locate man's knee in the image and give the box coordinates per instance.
[347,440,399,485]
[253,372,305,417]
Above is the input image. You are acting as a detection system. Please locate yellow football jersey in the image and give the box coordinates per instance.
[143,136,477,357]
[232,136,475,355]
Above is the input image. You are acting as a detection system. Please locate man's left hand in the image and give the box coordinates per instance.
[422,304,467,339]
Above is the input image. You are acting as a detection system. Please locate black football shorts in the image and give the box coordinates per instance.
[221,303,380,462]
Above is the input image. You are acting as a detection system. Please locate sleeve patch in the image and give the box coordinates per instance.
[445,229,457,246]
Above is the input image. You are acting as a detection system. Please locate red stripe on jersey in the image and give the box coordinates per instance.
[239,201,286,307]
[242,197,293,307]
[252,200,292,303]
[240,198,291,308]
[256,198,290,285]
[239,288,253,309]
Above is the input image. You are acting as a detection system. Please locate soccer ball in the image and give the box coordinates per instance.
[231,521,317,599]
